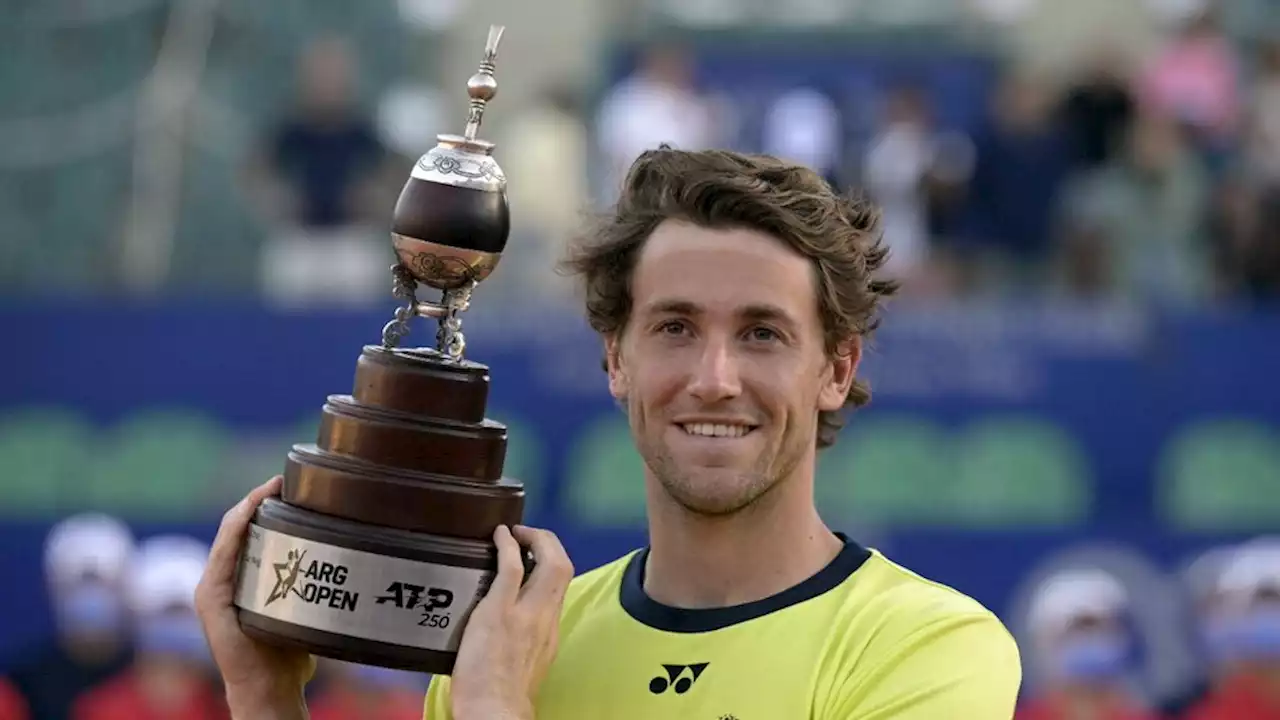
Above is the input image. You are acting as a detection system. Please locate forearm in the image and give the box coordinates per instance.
[225,684,309,720]
[454,698,535,720]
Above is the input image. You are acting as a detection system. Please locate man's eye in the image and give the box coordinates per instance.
[749,327,780,342]
[658,320,686,335]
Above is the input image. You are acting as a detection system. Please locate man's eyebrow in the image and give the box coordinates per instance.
[739,303,798,327]
[639,299,701,317]
[638,300,799,328]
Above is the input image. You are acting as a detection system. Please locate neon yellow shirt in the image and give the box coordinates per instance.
[425,537,1021,719]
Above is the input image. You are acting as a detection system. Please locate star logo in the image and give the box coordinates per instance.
[265,549,307,607]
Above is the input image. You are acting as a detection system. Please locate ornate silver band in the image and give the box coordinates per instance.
[410,143,506,192]
[233,524,493,653]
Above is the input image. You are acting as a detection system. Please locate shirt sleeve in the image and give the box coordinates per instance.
[422,674,453,720]
[823,611,1023,720]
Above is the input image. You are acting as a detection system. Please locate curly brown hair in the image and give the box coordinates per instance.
[560,147,898,448]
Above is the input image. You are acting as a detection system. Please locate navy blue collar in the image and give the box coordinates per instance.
[619,533,871,633]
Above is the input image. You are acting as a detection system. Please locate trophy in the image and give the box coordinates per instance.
[232,26,525,675]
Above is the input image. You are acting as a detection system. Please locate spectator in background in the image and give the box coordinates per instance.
[1138,7,1241,167]
[1247,39,1280,187]
[8,514,135,720]
[1159,545,1241,716]
[308,661,425,720]
[1207,170,1280,301]
[498,83,590,308]
[862,83,976,297]
[1059,42,1137,170]
[596,44,723,200]
[72,536,225,720]
[1183,540,1280,719]
[1017,569,1160,720]
[964,70,1072,292]
[862,84,939,287]
[1065,109,1212,306]
[246,35,394,307]
[1213,38,1280,301]
[761,86,844,188]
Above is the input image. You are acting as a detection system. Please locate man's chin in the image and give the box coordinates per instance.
[660,474,773,518]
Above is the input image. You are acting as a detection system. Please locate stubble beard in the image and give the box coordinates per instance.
[638,422,810,518]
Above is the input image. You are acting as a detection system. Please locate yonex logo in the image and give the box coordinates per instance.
[649,663,709,694]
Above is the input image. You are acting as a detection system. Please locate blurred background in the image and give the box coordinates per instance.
[1,0,1278,717]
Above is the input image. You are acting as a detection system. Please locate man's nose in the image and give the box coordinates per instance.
[687,338,742,403]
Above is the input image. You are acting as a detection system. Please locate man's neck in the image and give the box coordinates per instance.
[642,472,842,609]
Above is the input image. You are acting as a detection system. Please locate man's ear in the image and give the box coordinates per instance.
[604,333,630,401]
[818,336,861,412]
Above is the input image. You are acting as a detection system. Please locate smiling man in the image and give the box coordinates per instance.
[423,147,1024,719]
[195,147,1022,720]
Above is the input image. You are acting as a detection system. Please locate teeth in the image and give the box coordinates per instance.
[682,423,751,438]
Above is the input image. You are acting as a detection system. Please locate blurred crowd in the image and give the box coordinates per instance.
[0,514,1277,720]
[1014,541,1280,720]
[586,8,1280,308]
[247,6,1280,313]
[0,514,426,720]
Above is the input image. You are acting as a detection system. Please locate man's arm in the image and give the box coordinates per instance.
[194,477,314,720]
[824,611,1023,720]
[423,526,573,720]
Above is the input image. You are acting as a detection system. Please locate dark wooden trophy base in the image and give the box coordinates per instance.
[232,346,525,675]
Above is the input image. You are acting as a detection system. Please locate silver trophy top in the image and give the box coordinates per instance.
[410,25,507,193]
[381,25,512,360]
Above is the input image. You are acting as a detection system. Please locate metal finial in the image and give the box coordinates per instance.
[463,25,505,142]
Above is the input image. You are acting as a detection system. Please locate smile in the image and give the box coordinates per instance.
[678,423,757,438]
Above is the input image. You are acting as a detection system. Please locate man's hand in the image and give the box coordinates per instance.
[450,525,575,720]
[195,476,314,720]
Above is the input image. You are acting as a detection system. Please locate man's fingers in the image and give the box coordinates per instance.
[483,525,525,605]
[511,525,574,605]
[202,476,281,590]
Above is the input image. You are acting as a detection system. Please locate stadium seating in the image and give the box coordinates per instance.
[1159,418,1280,531]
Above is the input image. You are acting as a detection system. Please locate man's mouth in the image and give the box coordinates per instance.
[678,422,757,438]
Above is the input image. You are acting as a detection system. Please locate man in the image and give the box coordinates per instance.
[8,514,135,720]
[1183,540,1280,719]
[1015,569,1159,720]
[74,535,226,720]
[196,147,1023,719]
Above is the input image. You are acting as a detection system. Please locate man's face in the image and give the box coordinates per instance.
[605,221,857,517]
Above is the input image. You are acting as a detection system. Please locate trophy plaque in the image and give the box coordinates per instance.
[232,26,526,675]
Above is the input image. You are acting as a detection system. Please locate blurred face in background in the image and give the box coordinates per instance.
[607,222,855,517]
[1042,614,1133,689]
[640,46,694,89]
[52,572,128,652]
[134,605,211,670]
[299,37,356,116]
[1208,589,1280,674]
[994,73,1053,133]
[1129,112,1185,176]
[883,86,928,128]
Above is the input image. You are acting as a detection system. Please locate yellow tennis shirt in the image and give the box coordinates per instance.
[425,536,1021,719]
